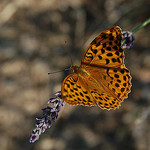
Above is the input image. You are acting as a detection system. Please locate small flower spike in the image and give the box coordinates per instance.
[122,31,135,49]
[29,91,65,143]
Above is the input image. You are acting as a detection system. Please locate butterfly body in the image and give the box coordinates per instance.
[71,65,90,78]
[61,26,131,110]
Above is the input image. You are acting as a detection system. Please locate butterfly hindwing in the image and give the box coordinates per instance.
[85,64,132,109]
[90,89,121,110]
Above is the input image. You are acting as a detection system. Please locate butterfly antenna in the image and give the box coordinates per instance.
[48,68,71,75]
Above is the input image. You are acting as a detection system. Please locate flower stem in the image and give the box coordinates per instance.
[131,17,150,34]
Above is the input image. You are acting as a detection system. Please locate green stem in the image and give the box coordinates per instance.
[131,17,150,34]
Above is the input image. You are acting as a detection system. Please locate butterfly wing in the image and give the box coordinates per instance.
[81,26,123,68]
[85,65,131,109]
[61,73,96,106]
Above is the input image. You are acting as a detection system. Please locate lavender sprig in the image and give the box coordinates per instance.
[29,91,65,143]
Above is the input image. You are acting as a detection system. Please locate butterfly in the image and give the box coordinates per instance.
[61,26,131,110]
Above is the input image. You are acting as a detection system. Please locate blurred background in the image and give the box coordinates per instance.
[0,0,150,150]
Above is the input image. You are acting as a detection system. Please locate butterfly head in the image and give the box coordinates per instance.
[71,65,89,76]
[71,65,80,73]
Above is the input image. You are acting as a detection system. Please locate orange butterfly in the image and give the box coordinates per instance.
[61,26,131,110]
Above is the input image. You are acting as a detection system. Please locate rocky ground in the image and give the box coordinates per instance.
[0,0,150,150]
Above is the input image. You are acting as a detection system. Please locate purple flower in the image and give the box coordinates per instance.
[122,31,135,49]
[29,128,40,143]
[29,91,65,143]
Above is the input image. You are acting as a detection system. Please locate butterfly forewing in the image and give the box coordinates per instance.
[81,26,123,68]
